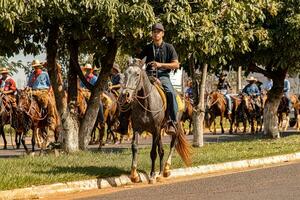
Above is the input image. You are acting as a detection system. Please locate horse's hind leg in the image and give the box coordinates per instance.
[163,134,177,177]
[15,131,21,149]
[0,126,7,149]
[131,131,140,183]
[157,132,164,177]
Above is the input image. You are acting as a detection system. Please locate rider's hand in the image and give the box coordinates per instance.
[149,61,162,69]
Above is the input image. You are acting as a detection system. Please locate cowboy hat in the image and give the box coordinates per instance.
[0,67,9,74]
[246,76,257,82]
[31,59,43,68]
[84,63,93,70]
[112,63,120,73]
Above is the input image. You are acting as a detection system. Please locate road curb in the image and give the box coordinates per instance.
[1,152,300,199]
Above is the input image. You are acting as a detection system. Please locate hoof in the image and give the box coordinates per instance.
[149,178,156,184]
[130,175,140,183]
[3,146,7,150]
[163,170,171,177]
[156,176,164,182]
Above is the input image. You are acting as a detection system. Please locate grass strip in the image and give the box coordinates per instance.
[1,133,300,190]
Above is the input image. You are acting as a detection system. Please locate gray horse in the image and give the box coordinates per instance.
[120,58,191,183]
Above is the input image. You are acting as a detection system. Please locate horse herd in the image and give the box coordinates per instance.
[204,91,300,135]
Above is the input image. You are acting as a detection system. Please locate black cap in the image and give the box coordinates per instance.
[152,23,165,32]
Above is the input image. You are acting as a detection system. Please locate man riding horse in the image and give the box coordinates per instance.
[0,67,17,107]
[284,76,292,113]
[0,67,17,149]
[27,60,56,133]
[140,23,179,134]
[242,77,261,113]
[80,63,104,123]
[108,63,123,95]
[217,72,232,114]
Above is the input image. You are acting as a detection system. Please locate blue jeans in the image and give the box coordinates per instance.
[284,92,292,110]
[225,94,232,112]
[159,76,178,122]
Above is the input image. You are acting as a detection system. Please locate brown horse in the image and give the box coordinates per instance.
[181,96,193,134]
[206,91,233,134]
[235,94,263,134]
[15,89,60,153]
[98,92,119,147]
[0,94,18,149]
[277,96,290,131]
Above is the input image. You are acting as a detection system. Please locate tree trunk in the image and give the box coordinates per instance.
[46,23,67,117]
[79,38,118,150]
[59,37,80,152]
[193,63,208,147]
[263,72,285,138]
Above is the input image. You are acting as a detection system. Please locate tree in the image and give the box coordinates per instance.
[155,0,271,145]
[240,0,300,138]
[0,0,157,151]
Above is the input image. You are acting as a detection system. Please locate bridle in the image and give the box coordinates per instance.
[120,65,165,113]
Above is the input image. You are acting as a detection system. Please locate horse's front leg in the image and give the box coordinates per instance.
[149,131,159,184]
[0,126,7,149]
[31,130,36,153]
[212,115,216,134]
[98,123,105,149]
[20,132,29,154]
[15,131,21,149]
[285,114,289,131]
[131,131,140,183]
[220,115,224,134]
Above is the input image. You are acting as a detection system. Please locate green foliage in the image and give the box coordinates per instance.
[0,56,24,74]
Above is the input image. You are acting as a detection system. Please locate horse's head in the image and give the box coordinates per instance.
[17,89,31,111]
[121,57,146,103]
[206,91,219,108]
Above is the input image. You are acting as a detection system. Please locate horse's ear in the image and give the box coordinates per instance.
[142,56,147,63]
[140,56,147,69]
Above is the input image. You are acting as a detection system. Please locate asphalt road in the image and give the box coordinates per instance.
[66,161,300,200]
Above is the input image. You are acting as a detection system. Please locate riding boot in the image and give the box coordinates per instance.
[166,121,176,134]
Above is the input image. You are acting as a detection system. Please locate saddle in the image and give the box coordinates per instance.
[153,81,185,113]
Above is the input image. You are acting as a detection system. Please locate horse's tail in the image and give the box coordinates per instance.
[176,122,192,166]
